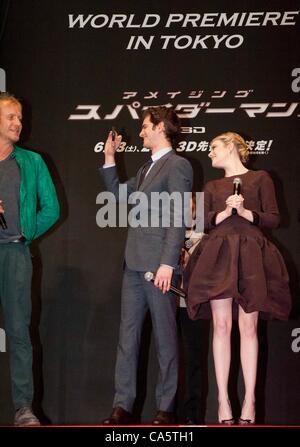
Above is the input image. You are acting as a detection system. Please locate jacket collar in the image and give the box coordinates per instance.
[138,150,175,192]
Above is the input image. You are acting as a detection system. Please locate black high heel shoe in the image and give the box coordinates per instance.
[238,417,255,425]
[239,399,255,424]
[218,398,235,425]
[220,417,235,425]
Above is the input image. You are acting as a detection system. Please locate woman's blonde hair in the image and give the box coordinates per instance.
[211,132,249,163]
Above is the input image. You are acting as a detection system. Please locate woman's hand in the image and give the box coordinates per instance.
[225,194,254,222]
[225,193,245,215]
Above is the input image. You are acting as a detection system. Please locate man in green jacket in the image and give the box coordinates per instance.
[0,92,59,426]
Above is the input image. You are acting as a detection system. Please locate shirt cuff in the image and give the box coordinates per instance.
[251,211,260,226]
[211,212,217,226]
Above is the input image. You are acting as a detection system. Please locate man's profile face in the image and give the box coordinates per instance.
[0,101,22,145]
[139,115,160,150]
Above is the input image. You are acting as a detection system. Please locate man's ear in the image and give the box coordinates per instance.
[157,121,165,134]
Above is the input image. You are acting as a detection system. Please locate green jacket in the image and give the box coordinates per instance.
[12,145,59,243]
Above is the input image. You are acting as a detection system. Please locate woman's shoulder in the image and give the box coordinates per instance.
[203,178,218,192]
[248,169,273,182]
[249,169,268,177]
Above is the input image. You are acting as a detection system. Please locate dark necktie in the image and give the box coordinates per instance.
[138,159,152,188]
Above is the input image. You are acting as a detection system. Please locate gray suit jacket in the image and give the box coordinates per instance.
[100,151,193,272]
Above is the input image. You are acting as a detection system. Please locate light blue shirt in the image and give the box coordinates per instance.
[146,147,172,176]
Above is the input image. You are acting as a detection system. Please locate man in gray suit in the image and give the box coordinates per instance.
[100,106,193,425]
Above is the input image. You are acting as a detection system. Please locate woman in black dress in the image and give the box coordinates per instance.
[184,132,291,424]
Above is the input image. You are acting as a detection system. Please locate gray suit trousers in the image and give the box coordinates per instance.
[113,265,178,413]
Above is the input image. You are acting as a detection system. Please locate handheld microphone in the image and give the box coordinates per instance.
[144,271,186,299]
[232,177,242,215]
[0,213,7,230]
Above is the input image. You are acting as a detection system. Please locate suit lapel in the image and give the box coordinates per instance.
[136,159,152,189]
[138,150,175,192]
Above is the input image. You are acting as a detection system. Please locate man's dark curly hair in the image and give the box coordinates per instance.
[143,106,181,146]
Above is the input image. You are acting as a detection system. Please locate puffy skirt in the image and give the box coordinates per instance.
[183,231,291,320]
